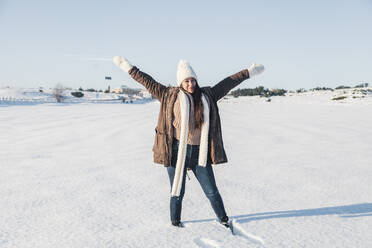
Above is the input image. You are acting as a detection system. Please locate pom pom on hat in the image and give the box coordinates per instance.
[176,60,198,86]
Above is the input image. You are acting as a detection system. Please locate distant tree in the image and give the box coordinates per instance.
[268,88,287,96]
[86,88,97,92]
[230,86,286,97]
[311,87,333,91]
[354,83,369,88]
[335,85,351,90]
[78,87,83,91]
[296,88,306,93]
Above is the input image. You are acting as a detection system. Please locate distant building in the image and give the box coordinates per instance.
[111,85,129,94]
[111,87,124,94]
[111,85,143,97]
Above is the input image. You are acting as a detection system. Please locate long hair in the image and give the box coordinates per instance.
[192,83,204,129]
[181,82,204,129]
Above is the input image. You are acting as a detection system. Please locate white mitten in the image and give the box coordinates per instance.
[113,56,133,73]
[248,63,265,77]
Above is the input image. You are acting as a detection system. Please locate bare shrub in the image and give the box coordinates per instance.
[54,84,64,103]
[332,96,347,101]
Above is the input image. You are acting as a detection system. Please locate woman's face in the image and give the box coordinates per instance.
[181,77,197,94]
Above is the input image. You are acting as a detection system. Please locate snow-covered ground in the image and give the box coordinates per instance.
[0,91,371,247]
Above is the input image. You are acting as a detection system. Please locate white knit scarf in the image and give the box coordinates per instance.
[171,91,210,197]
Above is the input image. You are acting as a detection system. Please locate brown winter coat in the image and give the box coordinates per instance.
[129,66,250,167]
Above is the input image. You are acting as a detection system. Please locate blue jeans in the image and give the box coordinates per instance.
[167,139,227,223]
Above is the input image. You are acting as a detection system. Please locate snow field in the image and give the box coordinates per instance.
[0,97,371,248]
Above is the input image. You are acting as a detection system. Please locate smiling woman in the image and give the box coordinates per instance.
[181,78,197,94]
[113,56,265,228]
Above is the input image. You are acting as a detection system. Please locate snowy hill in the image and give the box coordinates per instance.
[0,87,152,105]
[221,87,372,106]
[1,86,371,106]
[0,88,371,247]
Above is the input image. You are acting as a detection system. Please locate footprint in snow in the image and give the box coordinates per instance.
[232,219,265,245]
[193,237,222,248]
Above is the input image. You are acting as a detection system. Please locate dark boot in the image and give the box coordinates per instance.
[219,216,230,228]
[171,220,184,228]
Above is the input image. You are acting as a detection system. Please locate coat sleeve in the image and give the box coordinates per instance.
[129,66,167,101]
[211,69,250,101]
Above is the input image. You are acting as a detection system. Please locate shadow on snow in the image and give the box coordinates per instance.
[183,203,372,224]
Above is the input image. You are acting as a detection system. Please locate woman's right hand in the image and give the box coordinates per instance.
[113,56,133,73]
[248,63,265,77]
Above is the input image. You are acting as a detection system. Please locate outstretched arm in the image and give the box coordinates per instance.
[211,63,265,101]
[113,56,167,101]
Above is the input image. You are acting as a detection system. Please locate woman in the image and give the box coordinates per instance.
[113,57,265,228]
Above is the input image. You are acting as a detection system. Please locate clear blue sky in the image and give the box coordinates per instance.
[1,0,371,90]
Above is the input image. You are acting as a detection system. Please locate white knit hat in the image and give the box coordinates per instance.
[176,60,198,86]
